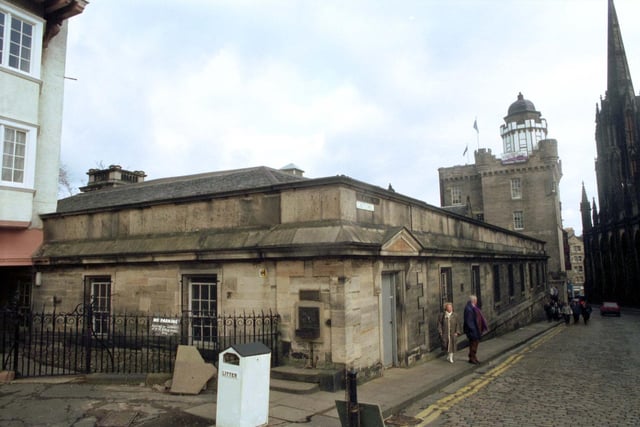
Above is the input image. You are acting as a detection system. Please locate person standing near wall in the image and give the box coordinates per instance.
[463,295,488,364]
[438,302,461,363]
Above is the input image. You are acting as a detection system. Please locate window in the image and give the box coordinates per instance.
[0,5,42,76]
[439,267,453,309]
[511,178,522,199]
[451,186,462,205]
[493,265,501,303]
[519,264,525,293]
[529,263,535,289]
[2,126,26,183]
[513,211,524,230]
[471,265,482,307]
[0,121,35,187]
[508,264,515,297]
[86,276,111,336]
[188,276,218,347]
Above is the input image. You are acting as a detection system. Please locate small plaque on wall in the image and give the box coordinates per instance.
[296,306,320,339]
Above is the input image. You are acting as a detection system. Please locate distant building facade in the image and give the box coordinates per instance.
[581,0,640,306]
[0,0,86,308]
[565,228,584,297]
[33,165,548,375]
[438,94,565,291]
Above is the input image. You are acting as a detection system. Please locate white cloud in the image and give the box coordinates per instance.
[59,0,640,233]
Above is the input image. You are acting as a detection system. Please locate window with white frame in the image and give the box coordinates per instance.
[2,126,26,183]
[189,276,218,347]
[1,121,35,188]
[0,4,43,77]
[451,186,462,205]
[89,277,111,335]
[510,178,522,199]
[513,210,524,230]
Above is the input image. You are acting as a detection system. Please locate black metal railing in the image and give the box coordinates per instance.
[0,307,280,378]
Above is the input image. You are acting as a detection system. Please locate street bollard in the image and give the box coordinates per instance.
[347,369,360,427]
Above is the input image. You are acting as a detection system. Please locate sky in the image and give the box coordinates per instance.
[59,0,640,234]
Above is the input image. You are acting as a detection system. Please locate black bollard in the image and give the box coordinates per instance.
[347,369,360,427]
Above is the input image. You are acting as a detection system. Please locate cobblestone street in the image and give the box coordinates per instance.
[403,309,640,426]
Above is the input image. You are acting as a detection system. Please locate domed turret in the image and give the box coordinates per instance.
[500,93,548,157]
[508,92,537,115]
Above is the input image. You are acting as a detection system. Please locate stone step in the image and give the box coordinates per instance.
[270,378,319,394]
[271,366,344,392]
[271,366,321,383]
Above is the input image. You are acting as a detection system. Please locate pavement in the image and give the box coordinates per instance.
[0,319,561,427]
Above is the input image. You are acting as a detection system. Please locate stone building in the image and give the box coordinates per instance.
[438,94,566,292]
[0,0,86,308]
[581,0,640,306]
[33,165,548,375]
[565,228,584,298]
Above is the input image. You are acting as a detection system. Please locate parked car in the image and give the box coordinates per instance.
[600,301,621,317]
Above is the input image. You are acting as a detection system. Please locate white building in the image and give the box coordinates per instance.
[0,0,87,308]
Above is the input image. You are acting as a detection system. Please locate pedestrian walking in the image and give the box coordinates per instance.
[561,302,572,325]
[463,295,488,364]
[571,299,581,323]
[438,302,461,363]
[544,299,553,322]
[580,299,593,325]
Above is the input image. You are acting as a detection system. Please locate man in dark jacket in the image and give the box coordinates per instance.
[463,295,488,364]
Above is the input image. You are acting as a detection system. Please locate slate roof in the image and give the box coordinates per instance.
[55,166,307,214]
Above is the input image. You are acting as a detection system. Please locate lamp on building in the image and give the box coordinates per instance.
[35,272,42,287]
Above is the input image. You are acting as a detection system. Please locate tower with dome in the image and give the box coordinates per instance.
[438,93,566,299]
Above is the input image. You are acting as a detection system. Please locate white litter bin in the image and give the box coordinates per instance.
[216,341,271,427]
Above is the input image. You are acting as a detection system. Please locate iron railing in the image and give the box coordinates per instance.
[0,307,280,378]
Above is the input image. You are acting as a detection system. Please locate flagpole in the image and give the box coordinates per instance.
[474,117,479,150]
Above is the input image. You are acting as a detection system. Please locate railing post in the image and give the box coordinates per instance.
[84,303,93,374]
[12,310,20,373]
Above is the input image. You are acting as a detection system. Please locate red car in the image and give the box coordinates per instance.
[600,301,621,317]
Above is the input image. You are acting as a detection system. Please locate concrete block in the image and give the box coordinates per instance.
[0,371,15,383]
[170,345,216,395]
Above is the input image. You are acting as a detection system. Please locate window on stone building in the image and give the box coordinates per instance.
[471,265,482,307]
[511,178,522,199]
[84,276,112,336]
[513,211,524,230]
[439,267,453,309]
[529,263,535,289]
[493,265,501,303]
[451,186,462,205]
[187,276,218,347]
[519,264,525,293]
[508,264,514,297]
[0,5,43,76]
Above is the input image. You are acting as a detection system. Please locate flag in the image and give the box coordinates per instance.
[473,119,479,133]
[463,145,468,156]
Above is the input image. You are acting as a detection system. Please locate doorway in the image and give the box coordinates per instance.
[381,272,399,367]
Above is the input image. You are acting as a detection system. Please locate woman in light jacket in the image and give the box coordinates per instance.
[438,302,461,363]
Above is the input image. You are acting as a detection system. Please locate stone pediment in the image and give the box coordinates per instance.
[380,228,422,256]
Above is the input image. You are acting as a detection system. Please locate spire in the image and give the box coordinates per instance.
[607,0,635,98]
[581,182,589,204]
[580,182,593,232]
